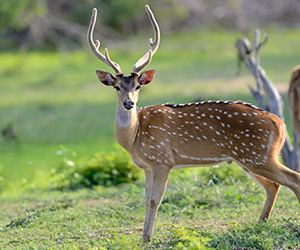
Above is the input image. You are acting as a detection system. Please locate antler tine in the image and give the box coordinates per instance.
[87,8,123,75]
[132,5,160,74]
[104,48,123,74]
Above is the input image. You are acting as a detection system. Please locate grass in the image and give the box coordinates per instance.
[0,165,299,249]
[0,28,300,248]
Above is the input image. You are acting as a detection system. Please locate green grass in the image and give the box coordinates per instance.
[0,29,300,248]
[0,165,299,249]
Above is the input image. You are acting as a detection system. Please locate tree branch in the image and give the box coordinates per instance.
[236,30,298,172]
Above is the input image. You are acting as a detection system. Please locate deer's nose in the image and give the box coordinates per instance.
[123,99,134,110]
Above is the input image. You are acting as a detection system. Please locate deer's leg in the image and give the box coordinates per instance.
[144,169,153,211]
[247,171,280,222]
[142,166,170,243]
[249,160,300,203]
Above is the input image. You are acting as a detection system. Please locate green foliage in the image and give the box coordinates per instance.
[0,0,46,31]
[99,0,144,34]
[50,146,141,190]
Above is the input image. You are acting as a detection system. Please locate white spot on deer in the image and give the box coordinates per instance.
[180,154,189,159]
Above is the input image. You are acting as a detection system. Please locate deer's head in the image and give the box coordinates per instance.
[87,5,160,110]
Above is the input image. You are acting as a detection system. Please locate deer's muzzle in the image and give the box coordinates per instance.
[123,99,134,110]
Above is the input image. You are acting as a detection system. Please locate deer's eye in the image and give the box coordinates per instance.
[135,85,141,91]
[114,86,121,91]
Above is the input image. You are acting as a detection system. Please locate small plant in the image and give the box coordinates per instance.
[50,145,141,190]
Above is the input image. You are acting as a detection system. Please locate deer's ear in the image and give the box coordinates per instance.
[96,70,116,86]
[138,70,155,85]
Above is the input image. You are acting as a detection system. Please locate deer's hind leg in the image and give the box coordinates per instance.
[245,169,280,222]
[248,160,300,203]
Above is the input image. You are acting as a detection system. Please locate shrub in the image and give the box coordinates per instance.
[50,146,141,190]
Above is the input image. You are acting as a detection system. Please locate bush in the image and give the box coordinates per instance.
[50,146,141,190]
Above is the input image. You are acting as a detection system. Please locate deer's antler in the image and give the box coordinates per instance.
[87,8,123,75]
[131,5,160,75]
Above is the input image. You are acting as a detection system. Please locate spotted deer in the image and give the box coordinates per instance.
[87,5,300,243]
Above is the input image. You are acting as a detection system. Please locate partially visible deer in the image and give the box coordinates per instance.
[87,5,300,243]
[288,65,300,172]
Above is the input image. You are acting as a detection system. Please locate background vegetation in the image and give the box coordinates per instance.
[0,0,299,248]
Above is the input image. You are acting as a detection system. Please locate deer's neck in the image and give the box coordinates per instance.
[115,104,139,152]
